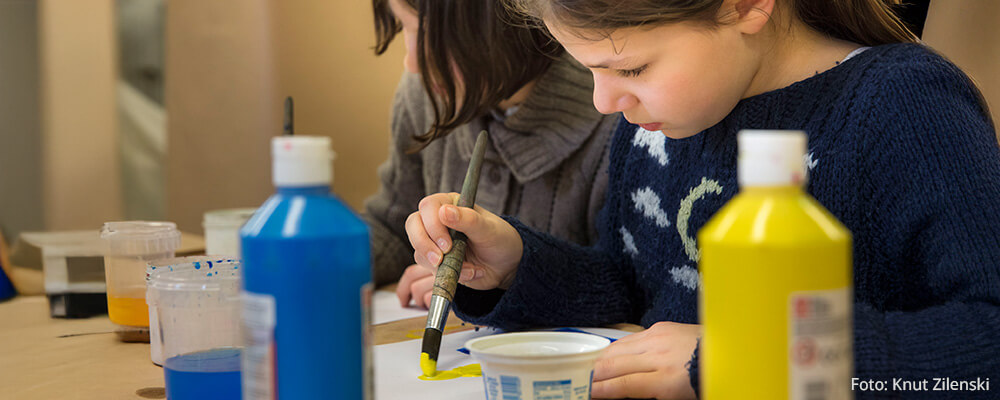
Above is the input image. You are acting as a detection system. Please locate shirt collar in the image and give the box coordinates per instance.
[456,54,606,183]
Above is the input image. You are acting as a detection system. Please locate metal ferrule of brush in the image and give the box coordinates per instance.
[425,295,451,331]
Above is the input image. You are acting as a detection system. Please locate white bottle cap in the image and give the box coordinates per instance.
[271,136,334,187]
[737,130,807,187]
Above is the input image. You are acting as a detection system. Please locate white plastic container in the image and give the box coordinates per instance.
[147,258,241,366]
[101,221,181,330]
[466,332,611,400]
[147,258,242,399]
[202,208,257,257]
[146,256,240,365]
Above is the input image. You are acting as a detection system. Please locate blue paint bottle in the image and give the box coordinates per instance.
[240,136,373,399]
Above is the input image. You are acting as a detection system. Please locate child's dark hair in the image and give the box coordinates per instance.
[372,0,563,152]
[510,0,918,46]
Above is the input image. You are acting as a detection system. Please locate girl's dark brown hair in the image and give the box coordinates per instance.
[511,0,918,46]
[373,0,562,152]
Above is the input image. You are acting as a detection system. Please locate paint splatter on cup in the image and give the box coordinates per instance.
[466,332,610,400]
[145,256,239,366]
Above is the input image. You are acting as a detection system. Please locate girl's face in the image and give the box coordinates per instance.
[546,17,764,139]
[386,0,463,97]
[388,0,420,74]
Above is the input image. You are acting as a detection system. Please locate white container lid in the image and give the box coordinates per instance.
[101,221,181,256]
[466,331,610,365]
[272,136,334,187]
[737,130,808,187]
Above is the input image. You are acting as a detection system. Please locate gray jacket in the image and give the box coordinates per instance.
[363,55,618,285]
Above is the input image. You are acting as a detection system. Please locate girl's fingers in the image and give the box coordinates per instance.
[418,193,460,253]
[592,353,658,382]
[396,264,433,307]
[405,211,443,268]
[591,370,666,400]
[438,204,495,244]
[598,333,653,359]
[409,274,435,309]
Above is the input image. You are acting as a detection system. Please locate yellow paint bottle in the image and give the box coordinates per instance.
[699,130,853,399]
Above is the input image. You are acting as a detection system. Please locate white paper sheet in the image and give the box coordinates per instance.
[373,290,428,325]
[373,327,634,400]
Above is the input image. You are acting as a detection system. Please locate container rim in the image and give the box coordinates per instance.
[465,331,611,362]
[147,261,241,292]
[101,221,179,239]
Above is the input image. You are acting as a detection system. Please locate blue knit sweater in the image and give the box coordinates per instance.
[452,43,1000,398]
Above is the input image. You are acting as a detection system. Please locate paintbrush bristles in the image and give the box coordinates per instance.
[421,328,442,358]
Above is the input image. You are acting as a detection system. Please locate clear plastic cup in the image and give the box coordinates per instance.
[146,256,240,365]
[466,332,611,400]
[101,221,181,331]
[147,258,242,400]
[202,208,257,257]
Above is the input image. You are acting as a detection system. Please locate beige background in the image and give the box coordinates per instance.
[924,0,1000,137]
[0,0,997,238]
[0,0,43,240]
[164,0,278,233]
[164,0,405,232]
[38,0,123,230]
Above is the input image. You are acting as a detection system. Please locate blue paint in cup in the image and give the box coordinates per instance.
[164,347,241,400]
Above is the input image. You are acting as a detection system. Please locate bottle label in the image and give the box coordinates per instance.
[788,288,852,400]
[242,291,277,400]
[361,283,374,400]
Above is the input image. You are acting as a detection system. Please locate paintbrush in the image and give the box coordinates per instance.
[420,130,489,377]
[283,96,294,136]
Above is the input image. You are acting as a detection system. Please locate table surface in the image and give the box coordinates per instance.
[0,294,640,399]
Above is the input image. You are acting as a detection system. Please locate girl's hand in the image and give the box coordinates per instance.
[396,264,434,309]
[404,192,523,291]
[593,322,700,400]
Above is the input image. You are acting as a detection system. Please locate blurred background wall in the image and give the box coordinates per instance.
[39,0,121,231]
[0,0,996,239]
[923,1,1000,134]
[164,0,278,233]
[268,0,405,219]
[165,0,405,232]
[0,0,43,240]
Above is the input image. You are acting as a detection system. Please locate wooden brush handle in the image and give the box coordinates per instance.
[429,131,487,303]
[432,233,468,301]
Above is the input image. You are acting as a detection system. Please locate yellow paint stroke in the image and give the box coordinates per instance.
[418,363,482,381]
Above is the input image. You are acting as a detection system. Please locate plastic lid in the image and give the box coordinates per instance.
[101,221,181,256]
[202,208,258,228]
[272,136,334,187]
[737,130,808,187]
